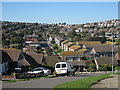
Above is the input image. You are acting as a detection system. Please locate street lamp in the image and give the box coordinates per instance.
[112,33,114,74]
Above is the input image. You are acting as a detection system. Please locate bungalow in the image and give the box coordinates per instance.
[69,45,81,51]
[94,57,118,70]
[61,40,69,50]
[64,42,74,51]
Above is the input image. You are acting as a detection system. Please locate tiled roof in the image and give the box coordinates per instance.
[69,45,81,50]
[64,42,74,46]
[45,56,59,67]
[96,57,118,66]
[77,41,101,45]
[86,44,118,52]
[23,52,44,66]
[55,36,63,41]
[1,49,21,63]
[78,49,88,52]
[61,40,69,44]
[63,50,86,56]
[66,61,86,66]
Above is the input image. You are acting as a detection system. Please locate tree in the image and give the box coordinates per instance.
[51,39,55,44]
[99,31,105,35]
[93,36,100,41]
[67,30,76,40]
[100,36,106,43]
[73,36,81,41]
[38,37,42,41]
[86,36,93,41]
[53,44,58,50]
[101,64,108,71]
[45,47,53,56]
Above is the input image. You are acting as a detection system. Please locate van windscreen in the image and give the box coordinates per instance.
[56,64,60,68]
[62,64,66,68]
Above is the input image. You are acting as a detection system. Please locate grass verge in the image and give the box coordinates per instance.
[53,74,113,89]
[3,75,56,83]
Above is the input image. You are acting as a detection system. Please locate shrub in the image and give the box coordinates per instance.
[88,63,96,72]
[114,66,120,71]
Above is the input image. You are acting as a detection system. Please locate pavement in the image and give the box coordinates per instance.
[2,73,104,88]
[91,74,120,89]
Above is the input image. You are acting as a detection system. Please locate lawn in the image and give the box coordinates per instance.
[53,74,113,89]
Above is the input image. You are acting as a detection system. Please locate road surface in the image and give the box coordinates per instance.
[2,73,104,89]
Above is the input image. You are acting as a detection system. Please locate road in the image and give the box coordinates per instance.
[2,73,104,88]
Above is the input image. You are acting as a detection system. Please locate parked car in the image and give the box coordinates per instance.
[25,68,44,74]
[55,62,75,77]
[24,68,44,78]
[33,67,51,76]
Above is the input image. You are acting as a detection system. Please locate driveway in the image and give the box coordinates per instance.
[2,73,104,88]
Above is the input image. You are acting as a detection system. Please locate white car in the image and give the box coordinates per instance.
[55,62,75,77]
[34,67,51,76]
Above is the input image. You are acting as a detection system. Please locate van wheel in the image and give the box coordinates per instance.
[56,74,58,77]
[73,72,75,76]
[67,72,70,76]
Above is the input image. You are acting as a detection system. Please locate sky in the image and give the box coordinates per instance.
[2,2,118,24]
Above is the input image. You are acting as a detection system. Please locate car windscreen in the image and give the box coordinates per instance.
[62,64,66,68]
[34,69,43,71]
[56,64,60,68]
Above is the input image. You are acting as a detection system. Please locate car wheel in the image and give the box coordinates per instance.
[45,74,48,76]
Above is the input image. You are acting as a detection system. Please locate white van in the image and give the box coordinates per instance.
[55,62,75,76]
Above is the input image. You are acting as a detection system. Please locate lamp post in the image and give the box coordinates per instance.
[112,33,114,74]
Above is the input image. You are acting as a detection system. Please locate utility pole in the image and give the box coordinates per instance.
[112,33,114,74]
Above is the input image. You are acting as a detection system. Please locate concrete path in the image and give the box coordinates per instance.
[91,74,119,89]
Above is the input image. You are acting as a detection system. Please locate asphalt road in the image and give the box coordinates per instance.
[2,73,104,88]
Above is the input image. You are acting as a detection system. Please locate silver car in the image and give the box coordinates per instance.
[34,67,51,76]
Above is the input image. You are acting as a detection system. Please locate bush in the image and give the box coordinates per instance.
[88,63,96,72]
[99,64,112,71]
[114,66,120,71]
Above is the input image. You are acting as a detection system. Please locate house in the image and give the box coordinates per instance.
[1,48,45,74]
[94,57,118,70]
[62,50,91,71]
[61,40,69,50]
[49,34,56,42]
[77,41,118,57]
[89,45,118,57]
[64,42,74,51]
[25,39,40,47]
[54,36,64,47]
[1,48,24,74]
[69,45,81,51]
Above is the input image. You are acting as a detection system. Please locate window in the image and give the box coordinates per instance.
[68,57,73,61]
[62,64,66,68]
[56,64,60,68]
[75,57,80,61]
